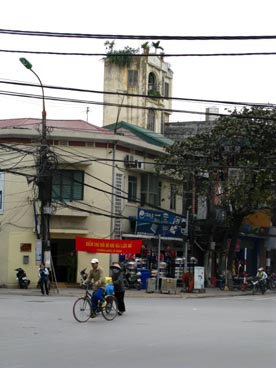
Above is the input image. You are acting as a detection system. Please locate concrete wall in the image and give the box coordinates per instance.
[103,55,173,132]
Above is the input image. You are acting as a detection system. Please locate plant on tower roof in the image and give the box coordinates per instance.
[104,41,139,67]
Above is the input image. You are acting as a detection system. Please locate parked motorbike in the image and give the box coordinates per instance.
[80,267,88,286]
[123,270,142,290]
[267,272,276,290]
[15,268,30,289]
[218,275,252,291]
[79,267,93,289]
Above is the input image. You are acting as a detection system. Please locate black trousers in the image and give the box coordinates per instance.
[114,291,125,312]
[40,279,49,295]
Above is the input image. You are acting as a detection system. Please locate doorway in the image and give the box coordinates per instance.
[50,238,77,282]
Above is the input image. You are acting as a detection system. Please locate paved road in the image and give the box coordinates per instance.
[0,291,275,368]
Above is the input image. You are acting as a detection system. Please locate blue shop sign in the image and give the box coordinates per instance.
[136,208,186,238]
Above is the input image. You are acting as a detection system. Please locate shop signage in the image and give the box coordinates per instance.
[240,209,270,237]
[20,243,32,252]
[136,208,186,238]
[75,237,142,254]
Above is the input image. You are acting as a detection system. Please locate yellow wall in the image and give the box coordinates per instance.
[0,130,181,287]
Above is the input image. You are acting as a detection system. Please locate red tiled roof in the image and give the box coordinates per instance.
[0,118,114,134]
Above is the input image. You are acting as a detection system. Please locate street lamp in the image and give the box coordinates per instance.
[19,57,50,264]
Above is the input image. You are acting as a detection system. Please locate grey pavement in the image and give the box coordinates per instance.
[1,289,275,368]
[0,285,256,298]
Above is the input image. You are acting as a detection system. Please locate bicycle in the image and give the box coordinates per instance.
[251,278,266,295]
[73,283,118,322]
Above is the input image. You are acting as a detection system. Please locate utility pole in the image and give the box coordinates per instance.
[183,210,189,273]
[20,58,52,264]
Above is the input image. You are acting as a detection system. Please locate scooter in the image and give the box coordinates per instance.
[123,270,142,290]
[80,267,88,284]
[267,272,276,290]
[79,267,92,289]
[15,268,30,289]
[217,274,254,291]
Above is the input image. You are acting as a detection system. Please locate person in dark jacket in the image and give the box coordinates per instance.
[38,263,49,295]
[110,263,125,315]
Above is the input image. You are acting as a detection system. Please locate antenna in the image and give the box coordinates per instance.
[86,107,90,122]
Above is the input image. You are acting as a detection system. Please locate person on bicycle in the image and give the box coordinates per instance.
[85,258,106,318]
[256,267,268,283]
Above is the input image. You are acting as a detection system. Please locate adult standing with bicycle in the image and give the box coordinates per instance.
[85,258,106,318]
[110,263,126,315]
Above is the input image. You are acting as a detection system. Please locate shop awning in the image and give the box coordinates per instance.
[122,233,183,242]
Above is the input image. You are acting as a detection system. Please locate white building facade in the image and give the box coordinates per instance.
[103,53,173,134]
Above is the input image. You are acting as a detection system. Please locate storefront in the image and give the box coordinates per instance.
[122,208,190,286]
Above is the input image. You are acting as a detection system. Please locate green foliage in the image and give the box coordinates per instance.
[158,106,276,273]
[104,41,139,67]
[148,89,161,98]
[158,106,276,222]
[156,107,275,271]
[141,42,150,51]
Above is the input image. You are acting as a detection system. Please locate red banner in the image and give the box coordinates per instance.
[75,237,142,254]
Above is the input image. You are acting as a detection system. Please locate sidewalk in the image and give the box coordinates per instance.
[0,286,254,298]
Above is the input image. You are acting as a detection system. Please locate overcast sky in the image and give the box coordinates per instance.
[1,0,276,126]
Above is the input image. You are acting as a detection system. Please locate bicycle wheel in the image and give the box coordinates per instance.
[135,281,142,290]
[73,297,91,322]
[101,295,118,321]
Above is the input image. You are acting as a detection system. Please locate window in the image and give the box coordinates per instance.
[147,110,155,131]
[164,82,169,98]
[52,170,84,202]
[128,70,138,87]
[141,174,160,206]
[148,72,157,92]
[128,175,137,202]
[170,184,177,210]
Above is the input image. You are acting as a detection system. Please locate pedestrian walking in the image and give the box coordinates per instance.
[38,263,49,295]
[110,263,126,315]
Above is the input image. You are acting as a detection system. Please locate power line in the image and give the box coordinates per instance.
[1,79,273,109]
[1,88,276,122]
[1,28,276,41]
[2,49,276,58]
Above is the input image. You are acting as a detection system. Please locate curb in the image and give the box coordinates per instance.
[0,287,254,299]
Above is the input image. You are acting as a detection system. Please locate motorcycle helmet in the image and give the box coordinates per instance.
[258,267,264,271]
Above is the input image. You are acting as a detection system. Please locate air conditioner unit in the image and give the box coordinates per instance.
[124,155,136,168]
[136,160,145,170]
